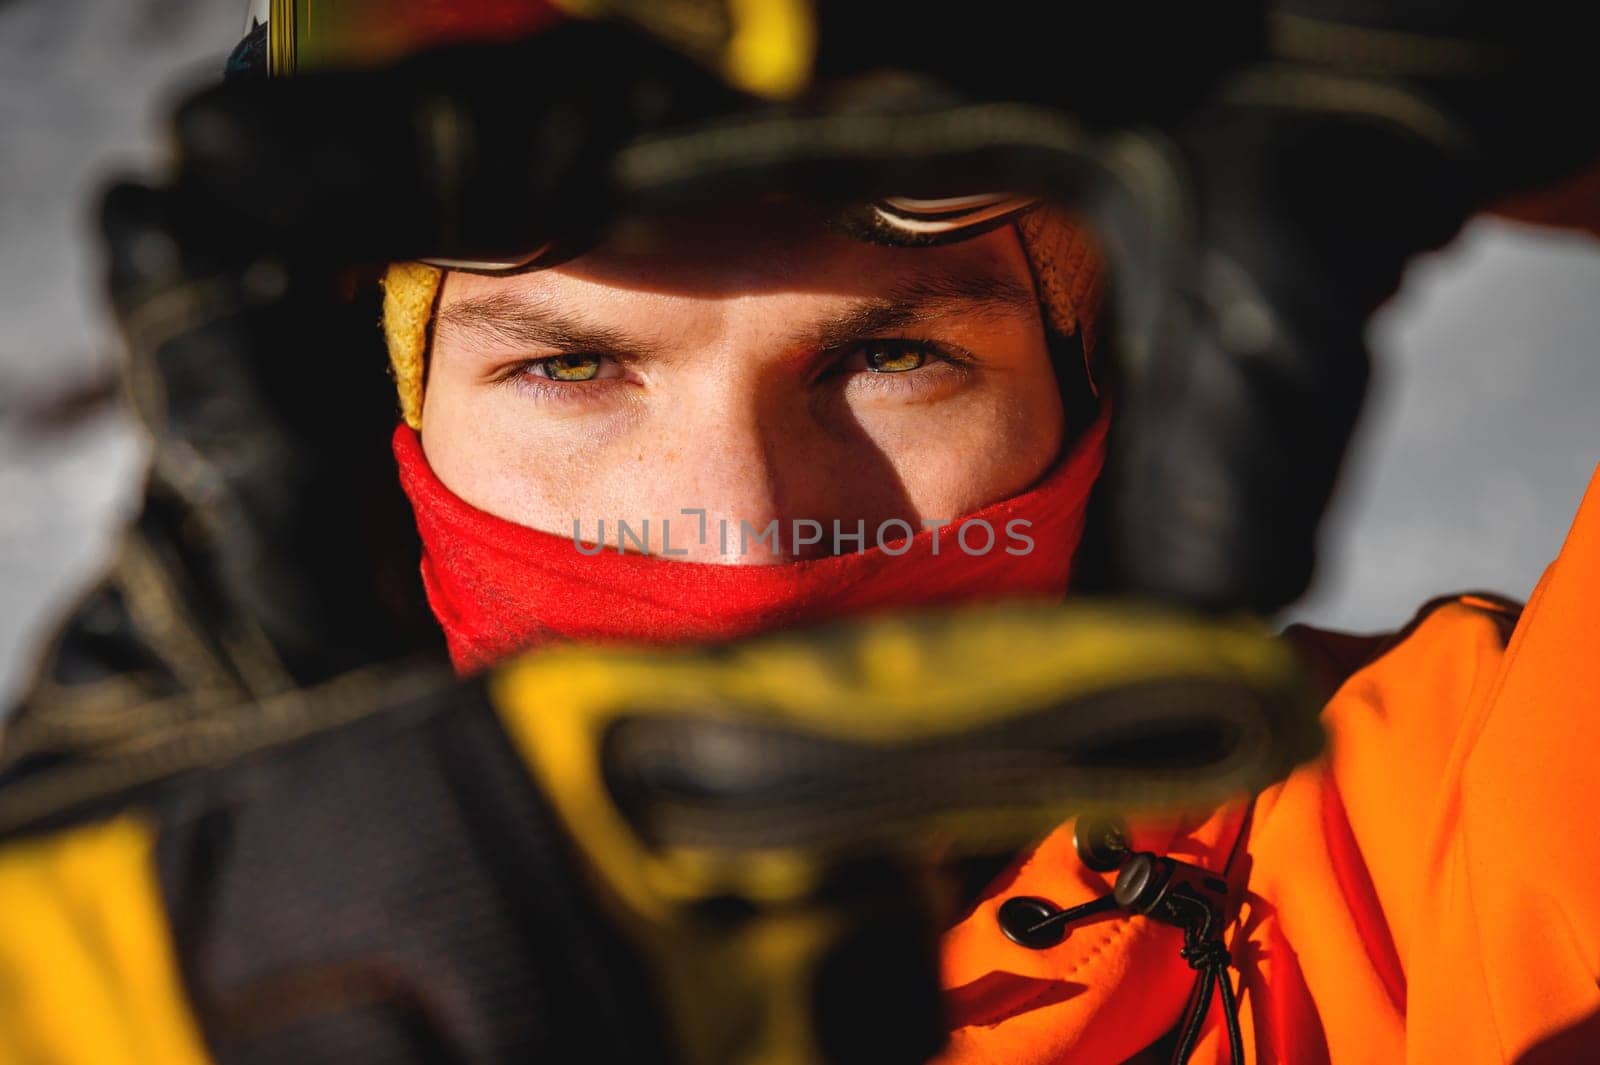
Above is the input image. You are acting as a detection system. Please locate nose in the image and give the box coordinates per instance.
[620,333,917,564]
[655,384,808,564]
[648,334,957,564]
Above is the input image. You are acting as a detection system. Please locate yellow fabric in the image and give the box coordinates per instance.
[550,0,816,100]
[723,0,816,99]
[378,212,1100,431]
[1016,204,1100,347]
[490,600,1305,916]
[0,816,211,1065]
[381,261,443,429]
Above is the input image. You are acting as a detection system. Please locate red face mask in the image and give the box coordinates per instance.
[394,412,1109,674]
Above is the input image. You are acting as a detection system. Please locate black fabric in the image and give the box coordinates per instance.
[811,861,945,1065]
[152,679,671,1065]
[226,22,269,82]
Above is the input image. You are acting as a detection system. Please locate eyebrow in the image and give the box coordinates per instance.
[436,265,1039,361]
[437,289,651,360]
[805,268,1038,355]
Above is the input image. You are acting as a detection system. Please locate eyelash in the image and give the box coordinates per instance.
[493,354,626,405]
[831,339,974,394]
[495,339,975,404]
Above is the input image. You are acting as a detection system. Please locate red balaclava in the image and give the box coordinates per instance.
[384,208,1107,673]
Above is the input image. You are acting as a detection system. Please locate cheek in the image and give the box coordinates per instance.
[870,391,1064,521]
[420,369,653,532]
[841,354,1065,520]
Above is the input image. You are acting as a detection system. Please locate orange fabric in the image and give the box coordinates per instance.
[937,462,1600,1063]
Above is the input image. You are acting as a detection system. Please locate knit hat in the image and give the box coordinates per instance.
[380,205,1103,430]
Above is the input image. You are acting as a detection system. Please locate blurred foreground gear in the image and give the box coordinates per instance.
[0,602,1319,1065]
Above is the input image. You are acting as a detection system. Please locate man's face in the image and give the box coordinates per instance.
[420,207,1065,562]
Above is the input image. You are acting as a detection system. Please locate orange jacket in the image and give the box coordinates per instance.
[937,462,1600,1064]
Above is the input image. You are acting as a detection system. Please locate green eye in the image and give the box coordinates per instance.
[538,354,603,382]
[863,343,927,373]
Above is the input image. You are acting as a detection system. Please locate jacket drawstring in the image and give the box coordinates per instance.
[1171,893,1245,1064]
[997,805,1256,1064]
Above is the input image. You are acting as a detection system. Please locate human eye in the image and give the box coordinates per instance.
[845,339,936,374]
[526,353,611,382]
[835,339,974,401]
[493,352,628,405]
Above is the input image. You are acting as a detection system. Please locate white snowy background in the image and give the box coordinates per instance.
[4,0,1599,708]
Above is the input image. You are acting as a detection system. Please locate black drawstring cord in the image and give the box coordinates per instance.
[996,813,1256,1065]
[1171,921,1244,1064]
[997,892,1123,949]
[1141,866,1242,1065]
[1025,892,1123,934]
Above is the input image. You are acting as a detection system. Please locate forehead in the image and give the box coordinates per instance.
[440,204,1036,307]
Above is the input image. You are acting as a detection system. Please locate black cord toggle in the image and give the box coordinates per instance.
[996,849,1245,1065]
[1072,812,1132,872]
[997,892,1121,949]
